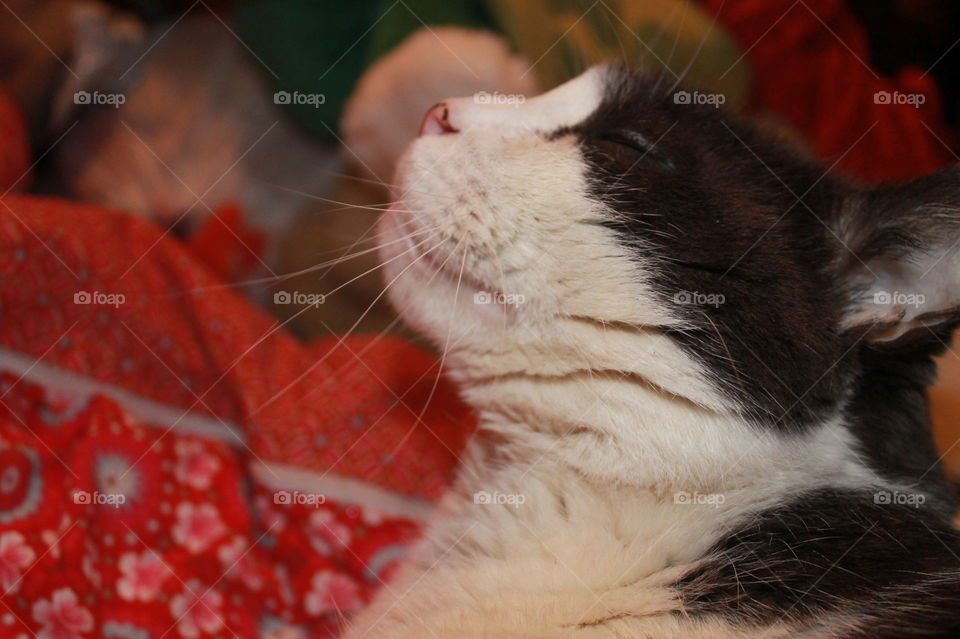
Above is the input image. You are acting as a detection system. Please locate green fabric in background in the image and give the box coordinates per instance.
[233,0,750,140]
[234,0,492,140]
[366,0,493,62]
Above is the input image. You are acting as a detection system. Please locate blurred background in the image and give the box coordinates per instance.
[4,0,960,334]
[3,1,960,636]
[5,0,960,482]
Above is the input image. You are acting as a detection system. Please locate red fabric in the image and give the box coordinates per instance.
[185,202,267,282]
[0,194,474,639]
[0,76,475,637]
[0,376,423,639]
[705,0,956,184]
[0,195,472,501]
[0,87,30,192]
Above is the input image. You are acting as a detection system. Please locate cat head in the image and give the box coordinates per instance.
[379,65,960,430]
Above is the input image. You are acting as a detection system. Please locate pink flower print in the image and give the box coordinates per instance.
[254,495,286,532]
[262,624,308,639]
[172,502,225,553]
[0,531,35,594]
[308,509,351,555]
[217,535,244,564]
[32,588,94,639]
[117,550,169,601]
[169,580,224,638]
[217,536,263,590]
[40,530,61,560]
[81,555,101,589]
[94,452,141,505]
[360,506,386,527]
[174,441,221,491]
[304,571,363,616]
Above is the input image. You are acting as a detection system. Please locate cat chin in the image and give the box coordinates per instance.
[378,193,720,407]
[377,208,528,353]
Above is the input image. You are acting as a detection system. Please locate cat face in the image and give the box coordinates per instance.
[380,65,960,430]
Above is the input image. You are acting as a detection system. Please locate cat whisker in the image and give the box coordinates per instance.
[305,165,405,192]
[385,236,488,484]
[247,232,450,418]
[321,229,445,300]
[268,184,424,214]
[384,236,475,455]
[169,225,441,296]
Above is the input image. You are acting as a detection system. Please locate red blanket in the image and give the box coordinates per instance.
[0,193,473,639]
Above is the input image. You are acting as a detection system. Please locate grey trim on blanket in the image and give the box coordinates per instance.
[0,346,245,442]
[0,347,434,521]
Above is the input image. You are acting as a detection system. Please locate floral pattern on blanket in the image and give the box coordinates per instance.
[0,374,422,639]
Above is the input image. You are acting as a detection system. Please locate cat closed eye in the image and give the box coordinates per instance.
[594,130,674,171]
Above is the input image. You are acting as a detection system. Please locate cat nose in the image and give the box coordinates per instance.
[419,102,459,136]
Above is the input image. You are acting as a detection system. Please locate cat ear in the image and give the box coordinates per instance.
[837,166,960,345]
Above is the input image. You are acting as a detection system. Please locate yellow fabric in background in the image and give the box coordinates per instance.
[487,0,752,106]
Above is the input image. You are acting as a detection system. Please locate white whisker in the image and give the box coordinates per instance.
[168,225,441,296]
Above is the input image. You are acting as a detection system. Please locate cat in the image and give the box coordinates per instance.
[341,65,960,638]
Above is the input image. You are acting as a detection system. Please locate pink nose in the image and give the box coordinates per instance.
[419,102,458,136]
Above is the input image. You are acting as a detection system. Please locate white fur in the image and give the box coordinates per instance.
[341,28,539,183]
[849,247,960,341]
[343,67,887,638]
